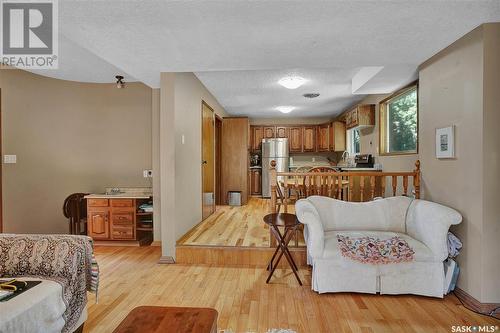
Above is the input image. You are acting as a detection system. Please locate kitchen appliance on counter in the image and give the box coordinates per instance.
[250,154,261,167]
[261,138,289,198]
[354,154,374,168]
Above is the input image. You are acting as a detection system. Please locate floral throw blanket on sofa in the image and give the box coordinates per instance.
[337,235,415,264]
[0,234,99,333]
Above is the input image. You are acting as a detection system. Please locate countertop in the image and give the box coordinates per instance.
[84,193,152,199]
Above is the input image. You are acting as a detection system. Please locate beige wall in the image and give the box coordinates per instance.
[159,72,227,258]
[480,23,500,303]
[419,24,499,303]
[0,69,153,234]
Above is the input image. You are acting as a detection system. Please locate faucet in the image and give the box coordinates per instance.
[341,151,350,163]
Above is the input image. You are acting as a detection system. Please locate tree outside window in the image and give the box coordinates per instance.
[380,85,418,155]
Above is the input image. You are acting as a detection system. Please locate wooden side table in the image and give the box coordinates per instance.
[112,306,218,333]
[263,213,302,285]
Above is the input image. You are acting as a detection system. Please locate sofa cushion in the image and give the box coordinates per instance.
[321,231,436,262]
[307,196,412,233]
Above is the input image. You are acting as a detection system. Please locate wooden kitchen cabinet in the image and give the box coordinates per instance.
[251,126,264,152]
[329,121,346,152]
[346,104,375,129]
[88,208,110,240]
[303,126,317,152]
[263,126,276,139]
[249,169,262,195]
[317,124,330,152]
[87,197,153,243]
[288,127,303,152]
[276,126,289,138]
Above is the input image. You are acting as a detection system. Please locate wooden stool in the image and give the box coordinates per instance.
[112,306,218,333]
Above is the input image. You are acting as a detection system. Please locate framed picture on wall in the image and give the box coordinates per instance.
[436,126,455,158]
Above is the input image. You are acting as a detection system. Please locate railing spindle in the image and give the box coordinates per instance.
[360,176,365,202]
[392,176,397,196]
[337,175,342,199]
[283,177,289,213]
[348,176,354,202]
[381,176,386,198]
[370,176,376,200]
[403,176,408,196]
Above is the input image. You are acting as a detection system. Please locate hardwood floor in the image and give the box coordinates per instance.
[85,246,499,333]
[178,197,304,247]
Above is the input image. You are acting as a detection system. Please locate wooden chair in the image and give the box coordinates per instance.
[63,193,89,235]
[275,182,284,213]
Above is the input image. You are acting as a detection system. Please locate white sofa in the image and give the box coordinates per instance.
[295,196,462,298]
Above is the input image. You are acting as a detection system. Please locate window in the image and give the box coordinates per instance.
[347,128,360,155]
[380,84,418,155]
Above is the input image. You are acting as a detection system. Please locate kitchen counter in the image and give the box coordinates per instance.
[249,166,262,169]
[84,193,152,199]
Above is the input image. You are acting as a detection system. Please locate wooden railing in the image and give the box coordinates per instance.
[270,160,420,214]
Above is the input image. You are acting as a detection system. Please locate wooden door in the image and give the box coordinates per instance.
[250,170,262,195]
[202,101,216,220]
[276,126,289,138]
[215,116,223,205]
[88,209,110,239]
[289,127,303,152]
[317,124,329,151]
[263,126,275,139]
[252,126,264,152]
[303,126,317,152]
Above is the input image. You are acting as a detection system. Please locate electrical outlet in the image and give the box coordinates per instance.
[143,170,153,178]
[3,155,16,164]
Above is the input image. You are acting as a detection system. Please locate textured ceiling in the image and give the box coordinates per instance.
[28,0,500,117]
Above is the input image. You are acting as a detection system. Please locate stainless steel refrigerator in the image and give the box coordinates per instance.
[261,138,289,198]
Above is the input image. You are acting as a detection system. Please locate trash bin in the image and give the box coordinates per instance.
[227,191,242,206]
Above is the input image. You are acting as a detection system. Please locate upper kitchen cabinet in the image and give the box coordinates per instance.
[345,104,375,129]
[251,126,264,152]
[263,126,276,138]
[329,121,346,152]
[276,126,289,138]
[303,126,317,152]
[317,124,330,152]
[288,127,303,152]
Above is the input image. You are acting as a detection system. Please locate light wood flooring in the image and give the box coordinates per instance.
[85,246,499,333]
[178,197,304,247]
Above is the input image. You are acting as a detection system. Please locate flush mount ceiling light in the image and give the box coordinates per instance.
[278,76,306,89]
[115,75,125,89]
[276,106,295,114]
[303,93,320,98]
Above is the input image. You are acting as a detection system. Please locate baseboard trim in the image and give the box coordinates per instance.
[454,287,500,317]
[150,241,162,247]
[158,256,175,264]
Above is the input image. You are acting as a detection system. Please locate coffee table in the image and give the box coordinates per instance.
[263,213,302,285]
[112,306,218,333]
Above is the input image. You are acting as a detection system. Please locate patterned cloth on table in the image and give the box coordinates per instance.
[0,234,99,333]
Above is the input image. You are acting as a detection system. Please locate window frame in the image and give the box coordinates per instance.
[347,128,361,156]
[379,82,419,156]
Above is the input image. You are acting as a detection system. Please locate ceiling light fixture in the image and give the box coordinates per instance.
[115,75,125,89]
[276,106,295,114]
[278,76,306,89]
[303,93,320,98]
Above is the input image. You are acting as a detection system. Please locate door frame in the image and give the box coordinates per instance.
[214,115,222,205]
[0,89,3,232]
[201,100,216,220]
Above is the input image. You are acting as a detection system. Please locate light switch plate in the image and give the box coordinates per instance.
[143,169,153,178]
[3,155,16,164]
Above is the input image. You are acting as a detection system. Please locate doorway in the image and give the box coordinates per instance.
[215,115,222,205]
[201,101,216,220]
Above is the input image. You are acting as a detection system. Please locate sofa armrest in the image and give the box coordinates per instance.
[406,200,462,261]
[295,199,325,259]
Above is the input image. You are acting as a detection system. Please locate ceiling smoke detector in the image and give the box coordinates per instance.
[303,93,320,98]
[115,75,125,89]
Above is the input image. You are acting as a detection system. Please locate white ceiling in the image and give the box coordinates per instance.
[28,0,500,117]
